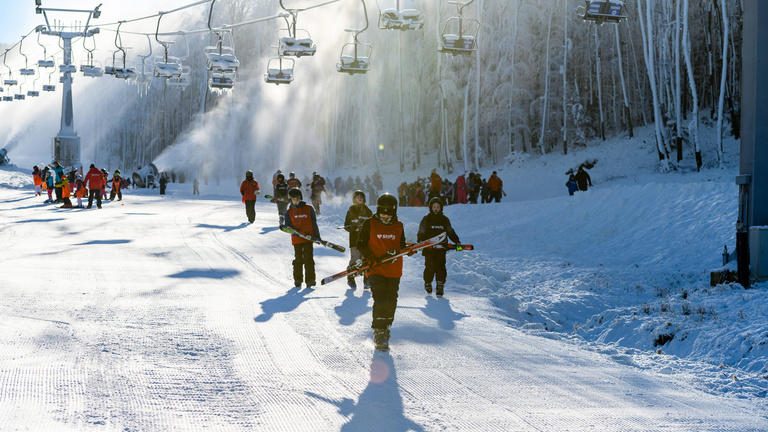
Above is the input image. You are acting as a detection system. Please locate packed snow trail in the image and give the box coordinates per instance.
[0,185,765,431]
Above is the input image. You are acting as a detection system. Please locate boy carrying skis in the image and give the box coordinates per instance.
[283,188,321,289]
[343,190,373,289]
[418,197,461,297]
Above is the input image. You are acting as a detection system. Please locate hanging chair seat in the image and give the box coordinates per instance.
[280,37,317,57]
[20,69,35,76]
[42,85,55,92]
[38,59,55,68]
[3,79,18,86]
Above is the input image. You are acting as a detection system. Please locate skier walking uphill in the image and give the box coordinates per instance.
[574,166,592,191]
[85,164,104,209]
[429,169,442,200]
[240,170,260,224]
[356,193,410,351]
[283,188,320,288]
[273,173,290,225]
[344,190,373,289]
[109,170,123,201]
[418,197,461,297]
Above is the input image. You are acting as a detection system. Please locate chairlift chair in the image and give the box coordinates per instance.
[337,41,372,75]
[27,90,40,97]
[264,57,295,85]
[378,1,424,31]
[114,67,137,80]
[154,56,183,78]
[20,68,35,76]
[37,59,54,68]
[14,93,25,101]
[167,66,191,88]
[82,65,104,77]
[206,46,240,72]
[17,36,36,76]
[2,96,12,102]
[209,70,235,90]
[439,16,480,55]
[3,79,18,86]
[279,30,317,58]
[581,0,626,24]
[42,84,56,92]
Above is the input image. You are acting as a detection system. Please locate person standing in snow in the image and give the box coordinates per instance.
[240,170,260,224]
[487,171,504,203]
[193,178,200,195]
[356,193,411,351]
[74,179,87,208]
[429,169,442,200]
[44,170,54,203]
[274,173,289,225]
[283,188,320,288]
[344,190,373,289]
[85,164,104,209]
[59,177,73,208]
[287,172,301,189]
[159,174,168,195]
[455,173,468,204]
[566,173,578,196]
[109,170,123,201]
[310,172,326,215]
[52,161,65,203]
[418,197,461,297]
[32,166,43,196]
[574,166,592,191]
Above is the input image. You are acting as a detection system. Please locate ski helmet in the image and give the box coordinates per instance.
[245,170,254,179]
[289,171,296,178]
[428,197,444,212]
[277,173,285,182]
[353,190,366,203]
[376,193,398,216]
[288,188,303,200]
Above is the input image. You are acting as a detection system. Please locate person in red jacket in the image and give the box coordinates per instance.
[239,170,260,224]
[283,188,320,288]
[356,193,409,351]
[85,164,104,209]
[109,170,123,201]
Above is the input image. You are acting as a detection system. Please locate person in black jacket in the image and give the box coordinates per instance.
[344,190,373,289]
[574,166,592,191]
[274,173,290,225]
[417,197,461,297]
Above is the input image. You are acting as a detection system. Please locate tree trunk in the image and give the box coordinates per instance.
[638,0,670,169]
[538,4,554,154]
[716,0,728,163]
[614,24,633,138]
[562,0,568,154]
[594,26,605,141]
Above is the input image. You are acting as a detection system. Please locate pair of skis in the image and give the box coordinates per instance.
[280,226,346,253]
[321,232,448,285]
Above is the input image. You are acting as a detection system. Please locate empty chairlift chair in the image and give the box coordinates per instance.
[37,59,55,68]
[264,57,295,85]
[582,0,626,24]
[439,16,479,55]
[167,66,191,88]
[279,30,317,58]
[42,84,56,92]
[378,0,423,30]
[337,41,372,75]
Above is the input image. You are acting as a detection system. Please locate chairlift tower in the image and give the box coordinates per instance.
[35,1,102,169]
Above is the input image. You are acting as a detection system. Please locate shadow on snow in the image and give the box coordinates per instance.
[306,352,424,432]
[196,223,249,233]
[335,288,371,326]
[254,287,335,322]
[75,239,132,246]
[168,268,241,279]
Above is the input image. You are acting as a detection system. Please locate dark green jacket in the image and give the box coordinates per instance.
[344,204,373,247]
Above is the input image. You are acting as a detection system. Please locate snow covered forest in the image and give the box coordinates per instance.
[0,0,743,176]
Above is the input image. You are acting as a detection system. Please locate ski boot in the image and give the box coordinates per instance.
[436,282,445,297]
[363,277,371,290]
[373,328,390,352]
[347,275,357,289]
[424,282,433,294]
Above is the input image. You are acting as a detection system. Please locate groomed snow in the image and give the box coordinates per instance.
[1,127,766,430]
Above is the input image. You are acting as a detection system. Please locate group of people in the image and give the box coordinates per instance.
[239,168,464,352]
[565,166,593,195]
[32,162,124,209]
[398,169,506,207]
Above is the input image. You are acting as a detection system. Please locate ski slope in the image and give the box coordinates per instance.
[0,168,766,431]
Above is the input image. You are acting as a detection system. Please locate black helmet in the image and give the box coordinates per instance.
[277,173,285,181]
[289,171,296,178]
[288,188,302,200]
[428,196,444,211]
[376,193,398,216]
[245,170,254,179]
[353,190,366,202]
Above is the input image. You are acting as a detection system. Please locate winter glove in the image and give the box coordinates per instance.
[386,249,398,257]
[353,258,364,269]
[455,245,463,251]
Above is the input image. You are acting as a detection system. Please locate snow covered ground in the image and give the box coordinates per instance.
[1,128,767,431]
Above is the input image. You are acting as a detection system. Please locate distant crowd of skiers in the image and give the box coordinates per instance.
[397,169,506,207]
[238,168,466,351]
[32,161,126,209]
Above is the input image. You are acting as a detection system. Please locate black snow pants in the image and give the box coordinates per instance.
[293,243,316,286]
[369,275,400,329]
[87,189,102,208]
[423,252,447,284]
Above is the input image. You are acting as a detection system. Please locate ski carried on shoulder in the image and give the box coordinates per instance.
[431,243,474,251]
[321,232,447,285]
[280,226,346,253]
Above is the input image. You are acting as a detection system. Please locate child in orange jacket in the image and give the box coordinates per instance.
[74,179,87,208]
